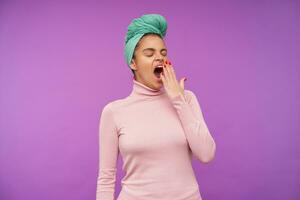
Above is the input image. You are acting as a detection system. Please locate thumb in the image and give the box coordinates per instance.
[180,77,187,89]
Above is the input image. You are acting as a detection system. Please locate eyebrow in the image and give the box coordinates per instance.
[142,48,167,53]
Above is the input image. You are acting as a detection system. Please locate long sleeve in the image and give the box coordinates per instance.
[169,90,216,163]
[96,104,119,200]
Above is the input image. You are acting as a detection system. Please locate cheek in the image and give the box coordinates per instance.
[135,56,154,75]
[136,57,150,66]
[140,57,154,68]
[142,56,154,63]
[140,66,151,73]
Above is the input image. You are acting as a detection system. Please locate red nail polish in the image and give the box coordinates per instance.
[169,61,171,65]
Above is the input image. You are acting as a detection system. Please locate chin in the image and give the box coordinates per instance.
[154,82,163,89]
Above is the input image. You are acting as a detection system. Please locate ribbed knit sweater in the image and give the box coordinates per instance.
[96,78,216,200]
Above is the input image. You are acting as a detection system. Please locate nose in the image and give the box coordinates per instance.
[154,53,165,62]
[154,58,163,64]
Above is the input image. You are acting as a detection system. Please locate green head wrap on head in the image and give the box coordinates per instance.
[124,14,168,71]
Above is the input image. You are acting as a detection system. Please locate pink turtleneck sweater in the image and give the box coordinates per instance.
[96,78,216,200]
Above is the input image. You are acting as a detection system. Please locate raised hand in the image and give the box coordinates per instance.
[161,60,187,100]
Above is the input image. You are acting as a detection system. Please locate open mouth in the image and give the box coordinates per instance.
[153,66,164,78]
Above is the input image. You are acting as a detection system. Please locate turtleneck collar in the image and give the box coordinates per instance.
[130,78,165,97]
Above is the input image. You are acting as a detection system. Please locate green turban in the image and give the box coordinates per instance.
[124,14,168,70]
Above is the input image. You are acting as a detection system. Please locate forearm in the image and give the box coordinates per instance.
[96,168,117,200]
[170,92,216,163]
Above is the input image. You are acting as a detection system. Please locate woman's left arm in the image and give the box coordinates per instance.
[161,60,216,163]
[169,90,216,163]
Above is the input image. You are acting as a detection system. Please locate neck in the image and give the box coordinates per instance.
[130,78,165,97]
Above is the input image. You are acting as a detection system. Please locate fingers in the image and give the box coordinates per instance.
[161,64,170,87]
[163,60,176,83]
[161,68,166,85]
[167,61,177,81]
[163,61,171,82]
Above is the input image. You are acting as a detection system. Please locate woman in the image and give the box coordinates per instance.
[96,14,216,200]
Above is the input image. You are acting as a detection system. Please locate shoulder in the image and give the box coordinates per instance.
[100,97,128,116]
[99,102,114,122]
[101,100,117,115]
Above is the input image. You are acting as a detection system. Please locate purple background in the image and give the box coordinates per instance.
[1,1,299,200]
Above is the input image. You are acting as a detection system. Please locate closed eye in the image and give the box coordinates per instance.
[145,52,167,57]
[143,48,167,57]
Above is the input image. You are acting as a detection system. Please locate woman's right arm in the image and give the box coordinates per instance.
[96,104,119,200]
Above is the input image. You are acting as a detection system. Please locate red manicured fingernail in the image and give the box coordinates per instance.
[169,61,171,65]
